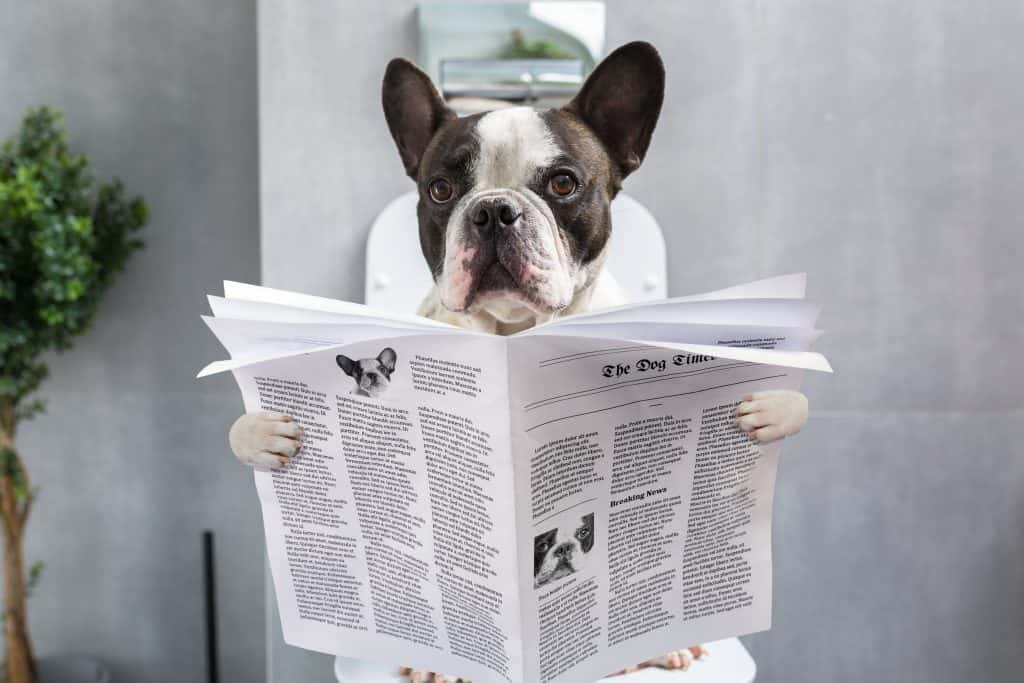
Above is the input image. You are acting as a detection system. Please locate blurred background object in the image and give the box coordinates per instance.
[419,1,604,112]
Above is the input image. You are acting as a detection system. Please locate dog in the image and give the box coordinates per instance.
[534,513,595,588]
[336,347,397,398]
[228,41,809,679]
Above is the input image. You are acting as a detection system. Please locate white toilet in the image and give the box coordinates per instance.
[330,193,756,683]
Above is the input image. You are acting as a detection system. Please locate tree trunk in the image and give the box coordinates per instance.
[0,507,33,683]
[0,407,35,683]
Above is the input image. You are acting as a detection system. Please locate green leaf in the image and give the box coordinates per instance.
[25,560,43,597]
[13,397,46,422]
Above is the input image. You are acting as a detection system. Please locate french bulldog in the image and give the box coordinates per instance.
[534,513,595,588]
[336,347,397,398]
[229,41,809,680]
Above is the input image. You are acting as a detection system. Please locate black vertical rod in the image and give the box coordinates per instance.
[203,530,220,683]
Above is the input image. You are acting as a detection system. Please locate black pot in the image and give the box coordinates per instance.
[36,655,111,683]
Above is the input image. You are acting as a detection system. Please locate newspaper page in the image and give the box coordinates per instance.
[507,335,803,683]
[230,334,525,682]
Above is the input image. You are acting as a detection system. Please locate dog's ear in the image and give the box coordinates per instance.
[579,513,595,553]
[377,347,397,374]
[565,42,665,179]
[336,354,357,377]
[382,58,456,179]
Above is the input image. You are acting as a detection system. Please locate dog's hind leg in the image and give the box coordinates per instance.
[610,645,708,675]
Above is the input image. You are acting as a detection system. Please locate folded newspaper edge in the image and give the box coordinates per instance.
[200,275,830,683]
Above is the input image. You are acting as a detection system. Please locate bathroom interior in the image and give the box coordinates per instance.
[2,1,1021,682]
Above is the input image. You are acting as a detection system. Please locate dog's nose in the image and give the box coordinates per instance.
[471,197,521,232]
[553,542,574,559]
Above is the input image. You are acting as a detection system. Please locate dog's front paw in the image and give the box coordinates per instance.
[736,390,808,443]
[228,412,304,469]
[398,668,470,683]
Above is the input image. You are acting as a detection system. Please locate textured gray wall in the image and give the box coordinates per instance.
[260,1,1024,682]
[0,1,264,681]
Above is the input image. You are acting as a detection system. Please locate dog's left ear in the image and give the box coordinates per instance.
[336,354,357,377]
[377,347,397,374]
[382,58,456,178]
[565,41,665,179]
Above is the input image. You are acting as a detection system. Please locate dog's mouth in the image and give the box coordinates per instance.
[478,261,517,292]
[477,258,528,296]
[439,220,575,319]
[468,258,565,322]
[535,559,577,587]
[360,377,387,395]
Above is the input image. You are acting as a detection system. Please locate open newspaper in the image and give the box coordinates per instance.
[199,274,831,683]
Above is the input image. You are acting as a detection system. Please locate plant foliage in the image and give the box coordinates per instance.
[501,29,576,60]
[0,107,146,416]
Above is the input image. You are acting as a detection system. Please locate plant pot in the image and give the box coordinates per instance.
[36,655,111,683]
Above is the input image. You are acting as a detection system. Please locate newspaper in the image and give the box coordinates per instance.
[198,274,831,683]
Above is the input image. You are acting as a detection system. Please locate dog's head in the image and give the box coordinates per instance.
[533,512,595,588]
[336,347,397,398]
[382,42,664,324]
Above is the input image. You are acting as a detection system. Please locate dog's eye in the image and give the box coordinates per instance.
[576,528,590,539]
[428,178,454,203]
[537,542,550,553]
[547,172,577,197]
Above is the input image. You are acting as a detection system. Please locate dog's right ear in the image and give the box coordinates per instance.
[336,354,357,377]
[382,58,456,179]
[377,347,397,374]
[565,42,665,180]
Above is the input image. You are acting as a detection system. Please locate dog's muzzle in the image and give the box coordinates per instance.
[439,190,575,315]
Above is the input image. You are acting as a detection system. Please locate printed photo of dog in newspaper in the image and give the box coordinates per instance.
[534,512,595,588]
[336,347,397,398]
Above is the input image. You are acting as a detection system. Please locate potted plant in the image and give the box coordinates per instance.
[0,108,147,682]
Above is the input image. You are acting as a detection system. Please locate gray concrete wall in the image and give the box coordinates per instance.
[1,1,264,681]
[260,1,1024,682]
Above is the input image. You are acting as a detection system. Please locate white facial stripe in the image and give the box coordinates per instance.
[472,107,560,190]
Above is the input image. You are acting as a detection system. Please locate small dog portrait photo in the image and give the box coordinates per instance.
[534,512,595,588]
[336,347,397,398]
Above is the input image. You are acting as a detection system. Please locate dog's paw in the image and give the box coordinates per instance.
[736,389,808,443]
[609,645,708,675]
[398,668,470,683]
[228,412,304,469]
